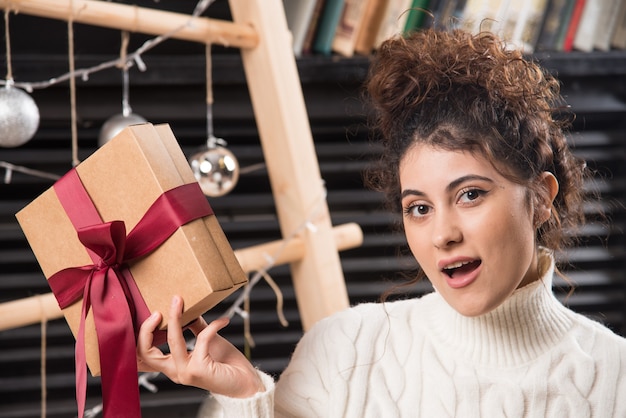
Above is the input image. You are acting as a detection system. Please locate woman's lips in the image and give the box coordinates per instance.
[442,259,482,289]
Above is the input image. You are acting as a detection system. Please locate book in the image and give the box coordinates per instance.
[552,0,578,51]
[562,0,586,52]
[403,0,430,34]
[332,0,372,57]
[502,0,549,53]
[355,0,390,55]
[460,0,502,34]
[374,0,413,48]
[302,0,327,55]
[420,0,442,28]
[535,0,569,51]
[313,0,346,55]
[491,0,513,37]
[573,0,606,52]
[610,0,626,50]
[435,0,468,30]
[283,0,320,57]
[593,0,624,51]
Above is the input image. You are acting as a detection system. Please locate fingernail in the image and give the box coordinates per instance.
[171,295,180,307]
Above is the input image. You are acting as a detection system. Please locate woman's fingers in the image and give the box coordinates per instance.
[192,317,230,360]
[136,310,168,372]
[136,299,263,396]
[137,311,161,348]
[187,316,208,336]
[166,295,191,375]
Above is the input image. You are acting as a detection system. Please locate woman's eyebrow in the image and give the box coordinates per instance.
[401,174,494,199]
[445,175,493,193]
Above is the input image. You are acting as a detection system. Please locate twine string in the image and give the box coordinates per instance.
[67,8,80,167]
[4,9,13,82]
[120,31,132,116]
[38,296,48,418]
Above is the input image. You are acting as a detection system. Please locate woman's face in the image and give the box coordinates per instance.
[399,144,541,317]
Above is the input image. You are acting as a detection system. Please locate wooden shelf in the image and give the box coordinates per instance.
[10,50,626,88]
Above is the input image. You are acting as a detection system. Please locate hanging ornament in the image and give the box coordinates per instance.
[98,113,147,147]
[189,136,240,197]
[98,65,146,146]
[0,82,40,148]
[98,32,147,147]
[189,44,239,197]
[0,11,39,148]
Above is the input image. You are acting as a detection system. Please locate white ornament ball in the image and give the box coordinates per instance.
[0,86,40,148]
[189,146,240,197]
[98,113,147,146]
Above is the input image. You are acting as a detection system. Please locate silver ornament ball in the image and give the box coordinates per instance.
[0,85,40,148]
[98,113,147,146]
[189,146,240,197]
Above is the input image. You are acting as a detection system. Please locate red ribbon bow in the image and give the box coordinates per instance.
[47,169,213,418]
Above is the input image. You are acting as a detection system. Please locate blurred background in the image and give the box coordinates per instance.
[1,1,625,416]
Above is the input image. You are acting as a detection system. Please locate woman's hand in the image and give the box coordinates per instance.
[137,295,265,398]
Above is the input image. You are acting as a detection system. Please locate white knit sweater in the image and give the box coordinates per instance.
[205,253,626,417]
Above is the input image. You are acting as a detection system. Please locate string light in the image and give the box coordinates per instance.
[0,0,216,180]
[0,0,216,92]
[0,161,61,183]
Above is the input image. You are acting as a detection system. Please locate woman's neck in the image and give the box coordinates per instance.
[423,250,573,367]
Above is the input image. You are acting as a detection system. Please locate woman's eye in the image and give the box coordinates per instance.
[459,188,485,203]
[405,204,430,217]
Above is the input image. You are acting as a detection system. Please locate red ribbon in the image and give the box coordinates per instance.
[47,168,213,418]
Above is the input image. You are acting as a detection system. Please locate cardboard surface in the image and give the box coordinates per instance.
[16,123,247,375]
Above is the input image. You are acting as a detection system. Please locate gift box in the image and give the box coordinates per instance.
[16,123,247,378]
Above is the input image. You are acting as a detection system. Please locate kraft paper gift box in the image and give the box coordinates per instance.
[16,123,248,377]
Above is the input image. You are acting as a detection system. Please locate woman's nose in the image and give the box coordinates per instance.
[432,211,462,249]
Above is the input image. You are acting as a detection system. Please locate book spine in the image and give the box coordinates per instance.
[302,0,328,55]
[562,0,586,52]
[610,0,626,50]
[573,0,601,52]
[593,0,621,51]
[536,0,568,52]
[332,0,370,57]
[403,0,430,34]
[374,0,413,47]
[313,0,346,55]
[355,0,390,55]
[553,0,578,51]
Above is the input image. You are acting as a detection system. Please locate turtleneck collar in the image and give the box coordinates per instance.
[423,249,574,368]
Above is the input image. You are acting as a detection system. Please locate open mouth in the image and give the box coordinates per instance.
[442,260,482,278]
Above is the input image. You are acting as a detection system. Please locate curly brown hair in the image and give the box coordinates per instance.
[365,29,587,252]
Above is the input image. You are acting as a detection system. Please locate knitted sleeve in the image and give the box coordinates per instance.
[201,370,275,418]
[273,304,379,417]
[201,303,382,418]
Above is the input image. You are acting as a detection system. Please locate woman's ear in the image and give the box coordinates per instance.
[536,171,559,225]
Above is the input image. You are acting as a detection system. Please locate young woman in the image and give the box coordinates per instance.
[137,29,626,417]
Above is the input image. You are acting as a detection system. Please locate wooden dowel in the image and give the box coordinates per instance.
[0,222,362,332]
[0,0,258,48]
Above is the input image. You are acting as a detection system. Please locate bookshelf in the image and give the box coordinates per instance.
[12,49,624,87]
[532,50,626,76]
